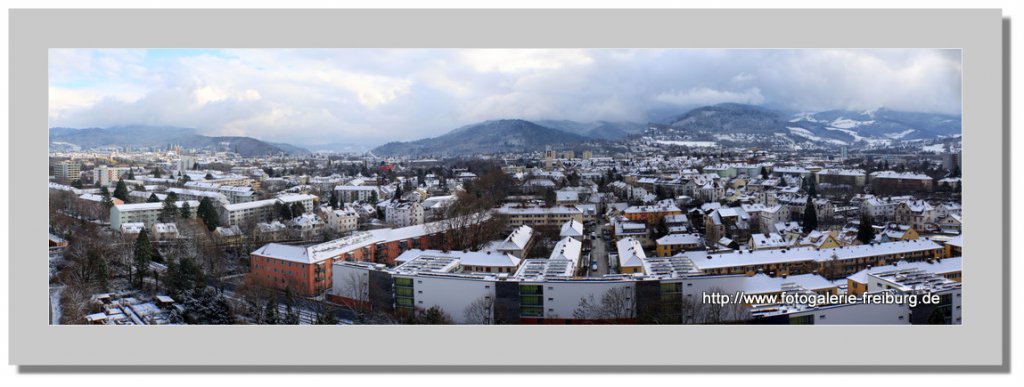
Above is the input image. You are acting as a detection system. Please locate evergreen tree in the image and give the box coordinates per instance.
[282,289,300,324]
[180,201,192,219]
[205,172,215,180]
[263,296,279,324]
[127,168,135,180]
[181,174,191,183]
[99,186,114,209]
[70,179,83,189]
[113,179,129,202]
[159,194,178,222]
[655,216,669,238]
[370,190,378,204]
[802,196,818,233]
[329,191,339,209]
[274,201,289,221]
[857,214,876,244]
[760,166,769,179]
[290,202,306,217]
[133,228,153,288]
[314,304,338,325]
[147,192,160,203]
[165,256,206,298]
[807,177,817,198]
[170,288,234,325]
[197,197,220,231]
[153,168,162,178]
[394,185,403,201]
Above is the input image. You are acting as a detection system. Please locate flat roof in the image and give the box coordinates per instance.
[679,239,944,271]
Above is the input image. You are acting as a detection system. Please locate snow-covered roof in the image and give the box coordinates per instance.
[497,205,582,215]
[151,223,178,234]
[847,257,962,284]
[548,237,582,266]
[334,185,379,191]
[679,239,944,271]
[945,234,963,248]
[752,233,791,249]
[120,223,145,233]
[114,201,199,212]
[555,190,579,202]
[559,219,584,238]
[624,204,682,214]
[493,225,534,252]
[278,193,316,203]
[514,258,575,279]
[616,238,646,269]
[223,198,278,212]
[818,168,866,177]
[656,233,703,246]
[394,249,521,269]
[870,171,933,180]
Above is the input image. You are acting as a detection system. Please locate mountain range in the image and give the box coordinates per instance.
[48,126,311,157]
[372,103,961,156]
[49,104,961,158]
[373,119,592,157]
[656,103,961,147]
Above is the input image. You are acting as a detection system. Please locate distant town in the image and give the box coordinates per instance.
[47,118,963,326]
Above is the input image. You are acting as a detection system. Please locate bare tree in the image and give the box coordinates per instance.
[684,287,751,324]
[334,270,370,313]
[463,295,494,324]
[572,286,635,322]
[57,267,100,324]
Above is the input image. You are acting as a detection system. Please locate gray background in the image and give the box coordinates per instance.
[9,9,1006,368]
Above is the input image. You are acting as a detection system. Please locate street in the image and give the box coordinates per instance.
[587,223,612,277]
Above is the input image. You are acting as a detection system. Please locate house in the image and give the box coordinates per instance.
[797,231,843,249]
[749,233,793,251]
[288,213,324,240]
[615,237,646,274]
[936,213,962,233]
[213,225,244,244]
[149,223,179,241]
[878,224,920,242]
[385,201,424,228]
[894,200,937,231]
[655,233,704,256]
[559,219,584,241]
[323,206,359,234]
[485,225,536,258]
[944,234,963,257]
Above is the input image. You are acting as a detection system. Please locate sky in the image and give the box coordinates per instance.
[48,48,962,150]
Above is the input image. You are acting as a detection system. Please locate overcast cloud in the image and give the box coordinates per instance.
[49,48,962,149]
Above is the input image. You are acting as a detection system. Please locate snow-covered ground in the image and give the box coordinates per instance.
[921,143,948,153]
[789,112,824,123]
[884,129,916,139]
[50,285,63,325]
[821,126,890,146]
[829,117,876,129]
[654,140,717,147]
[786,127,849,145]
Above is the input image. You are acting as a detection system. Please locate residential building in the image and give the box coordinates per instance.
[110,201,199,230]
